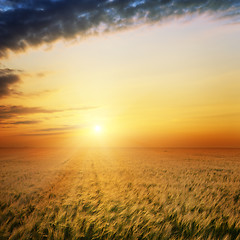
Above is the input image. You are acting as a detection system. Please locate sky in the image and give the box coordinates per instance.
[0,0,240,148]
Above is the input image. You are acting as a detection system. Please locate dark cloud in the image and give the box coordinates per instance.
[0,120,40,125]
[19,124,87,136]
[12,89,57,98]
[0,105,61,115]
[0,0,239,57]
[0,105,98,119]
[0,68,22,97]
[20,132,66,136]
[0,68,55,98]
[39,125,81,132]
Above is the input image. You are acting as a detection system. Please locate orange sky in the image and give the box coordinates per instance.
[0,16,240,148]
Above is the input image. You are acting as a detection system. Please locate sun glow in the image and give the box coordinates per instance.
[94,125,102,133]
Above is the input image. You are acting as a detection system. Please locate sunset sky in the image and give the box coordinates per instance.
[0,0,240,148]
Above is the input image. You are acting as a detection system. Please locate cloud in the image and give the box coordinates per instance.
[19,124,87,136]
[0,105,60,115]
[36,72,47,78]
[0,0,239,57]
[0,68,22,97]
[0,120,40,125]
[0,68,54,99]
[0,105,98,120]
[20,132,66,136]
[12,89,57,98]
[39,125,81,132]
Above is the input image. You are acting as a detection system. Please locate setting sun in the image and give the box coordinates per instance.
[94,125,102,133]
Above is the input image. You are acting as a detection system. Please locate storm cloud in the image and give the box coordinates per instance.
[0,0,239,57]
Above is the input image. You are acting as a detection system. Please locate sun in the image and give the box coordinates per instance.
[94,125,102,133]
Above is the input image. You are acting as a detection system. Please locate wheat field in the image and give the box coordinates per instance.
[0,148,239,239]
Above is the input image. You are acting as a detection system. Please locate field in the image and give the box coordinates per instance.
[0,148,239,239]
